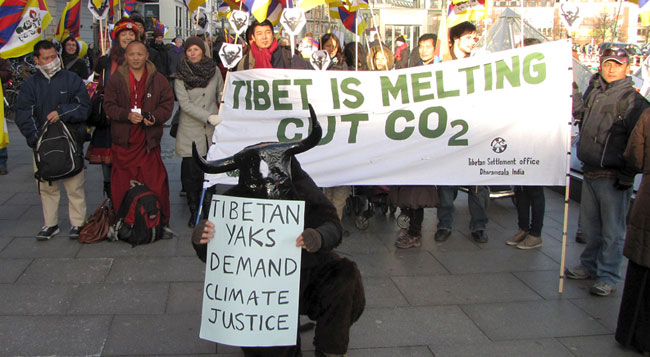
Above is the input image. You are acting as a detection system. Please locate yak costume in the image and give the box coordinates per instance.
[192,105,365,356]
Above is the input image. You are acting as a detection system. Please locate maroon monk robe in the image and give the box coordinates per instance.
[111,68,170,225]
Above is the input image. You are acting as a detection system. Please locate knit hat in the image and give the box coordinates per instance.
[183,36,206,55]
[111,18,138,39]
[154,28,164,38]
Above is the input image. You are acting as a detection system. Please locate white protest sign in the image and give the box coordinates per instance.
[219,43,244,69]
[310,50,331,71]
[280,8,306,37]
[206,40,573,187]
[228,10,249,36]
[200,195,304,347]
[557,0,583,31]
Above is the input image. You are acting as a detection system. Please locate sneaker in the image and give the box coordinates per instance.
[471,230,488,243]
[0,168,7,175]
[590,281,615,296]
[434,229,451,242]
[36,225,59,241]
[516,234,542,250]
[179,190,187,197]
[69,226,82,239]
[565,265,591,280]
[575,230,586,244]
[506,229,528,246]
[395,233,421,249]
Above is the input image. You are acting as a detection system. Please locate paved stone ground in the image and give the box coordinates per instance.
[0,122,638,356]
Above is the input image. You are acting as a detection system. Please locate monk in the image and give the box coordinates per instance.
[103,41,175,235]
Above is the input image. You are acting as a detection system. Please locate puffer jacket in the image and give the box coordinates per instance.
[174,68,224,157]
[577,74,649,182]
[15,69,90,148]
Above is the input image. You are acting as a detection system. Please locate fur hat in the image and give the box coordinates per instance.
[183,36,206,55]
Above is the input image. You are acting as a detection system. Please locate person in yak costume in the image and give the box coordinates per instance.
[191,105,365,357]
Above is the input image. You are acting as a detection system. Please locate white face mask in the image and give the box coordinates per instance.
[38,56,62,79]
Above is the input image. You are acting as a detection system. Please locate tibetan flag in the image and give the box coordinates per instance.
[346,0,368,12]
[330,5,366,35]
[446,0,488,28]
[184,0,208,14]
[108,0,119,22]
[0,78,8,150]
[247,0,284,25]
[0,0,26,47]
[56,0,81,41]
[152,17,168,37]
[298,0,327,12]
[123,0,136,17]
[0,0,52,59]
[217,1,232,18]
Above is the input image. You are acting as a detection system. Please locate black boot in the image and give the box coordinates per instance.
[187,191,200,228]
[103,181,111,199]
[188,209,198,228]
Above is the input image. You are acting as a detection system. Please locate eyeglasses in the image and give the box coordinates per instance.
[601,47,628,58]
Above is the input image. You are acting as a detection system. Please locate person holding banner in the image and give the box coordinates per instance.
[390,33,439,249]
[435,22,489,244]
[174,36,224,228]
[366,44,394,71]
[567,47,650,297]
[236,20,311,70]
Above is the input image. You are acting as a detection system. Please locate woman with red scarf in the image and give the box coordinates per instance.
[103,41,175,234]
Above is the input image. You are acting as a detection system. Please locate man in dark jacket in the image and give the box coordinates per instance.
[566,46,650,296]
[150,28,169,77]
[236,20,311,70]
[15,40,91,240]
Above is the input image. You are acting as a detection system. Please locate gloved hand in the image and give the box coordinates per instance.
[192,219,211,245]
[208,114,222,126]
[300,228,322,253]
[613,178,633,191]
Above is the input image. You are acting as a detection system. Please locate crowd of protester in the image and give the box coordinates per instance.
[1,16,648,355]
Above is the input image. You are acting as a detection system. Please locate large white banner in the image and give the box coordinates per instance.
[206,40,573,187]
[200,195,304,347]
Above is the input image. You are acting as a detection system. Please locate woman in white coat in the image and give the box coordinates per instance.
[174,36,224,227]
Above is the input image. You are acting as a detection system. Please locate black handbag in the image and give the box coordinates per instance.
[88,93,109,127]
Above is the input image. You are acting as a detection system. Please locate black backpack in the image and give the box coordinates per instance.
[112,181,163,247]
[34,120,84,182]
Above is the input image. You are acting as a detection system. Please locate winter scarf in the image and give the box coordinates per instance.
[176,56,216,90]
[250,38,279,69]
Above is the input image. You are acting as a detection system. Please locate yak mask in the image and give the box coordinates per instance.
[193,104,322,199]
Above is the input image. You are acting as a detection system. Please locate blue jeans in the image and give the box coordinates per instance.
[437,186,488,232]
[579,176,631,286]
[0,147,7,170]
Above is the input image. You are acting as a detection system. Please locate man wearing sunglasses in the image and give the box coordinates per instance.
[567,47,650,296]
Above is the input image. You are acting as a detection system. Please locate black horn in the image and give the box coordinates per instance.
[192,142,237,174]
[287,104,322,156]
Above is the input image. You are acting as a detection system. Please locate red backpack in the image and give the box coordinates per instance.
[113,181,163,247]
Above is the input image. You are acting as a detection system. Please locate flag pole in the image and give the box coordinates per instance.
[559,62,573,293]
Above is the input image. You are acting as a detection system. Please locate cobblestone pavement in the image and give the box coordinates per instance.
[0,122,637,356]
